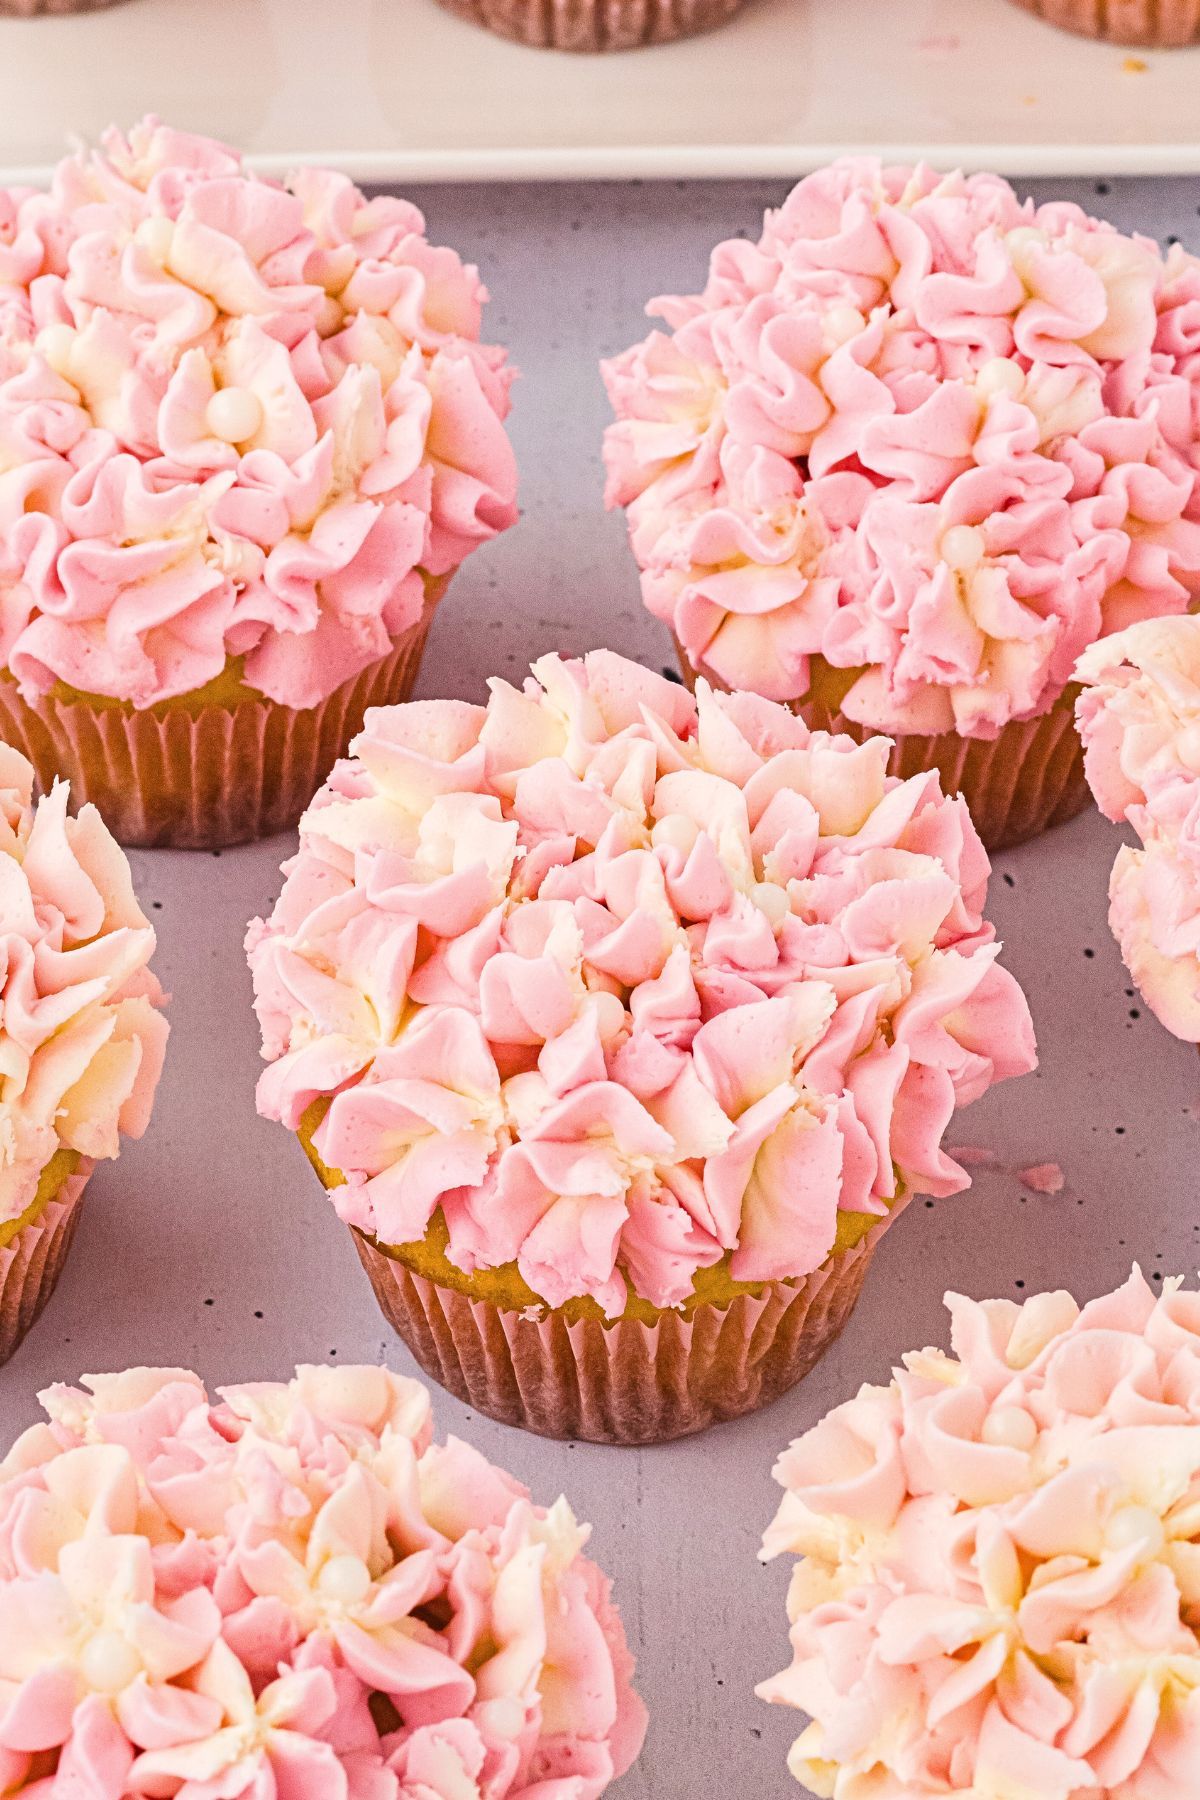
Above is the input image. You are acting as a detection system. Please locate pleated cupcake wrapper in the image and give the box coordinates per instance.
[0,0,127,10]
[672,640,1089,853]
[353,1196,904,1444]
[0,1159,93,1367]
[1007,0,1200,42]
[436,0,744,50]
[0,603,440,850]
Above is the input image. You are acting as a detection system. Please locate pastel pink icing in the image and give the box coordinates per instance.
[0,744,167,1227]
[0,1363,646,1799]
[603,158,1200,737]
[1075,615,1200,1040]
[246,650,1035,1319]
[759,1267,1200,1799]
[0,118,517,709]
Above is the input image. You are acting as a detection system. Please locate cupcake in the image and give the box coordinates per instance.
[1075,614,1200,1041]
[0,743,167,1364]
[247,649,1035,1445]
[1008,0,1200,45]
[0,1362,647,1796]
[602,158,1200,850]
[0,118,517,847]
[435,0,745,52]
[759,1267,1200,1796]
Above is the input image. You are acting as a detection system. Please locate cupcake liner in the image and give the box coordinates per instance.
[1007,0,1200,42]
[352,1201,903,1444]
[673,641,1089,852]
[0,596,443,850]
[0,1159,93,1367]
[0,0,129,10]
[435,0,745,50]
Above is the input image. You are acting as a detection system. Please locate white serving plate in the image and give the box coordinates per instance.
[2,0,1200,186]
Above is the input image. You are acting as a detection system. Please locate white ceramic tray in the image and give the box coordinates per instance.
[3,0,1200,187]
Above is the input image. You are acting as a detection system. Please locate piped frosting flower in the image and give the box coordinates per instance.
[759,1267,1200,1799]
[603,159,1200,737]
[0,743,167,1227]
[247,649,1035,1319]
[0,118,517,709]
[1075,615,1200,1039]
[0,1363,646,1799]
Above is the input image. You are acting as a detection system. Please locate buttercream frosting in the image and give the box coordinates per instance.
[0,119,517,709]
[603,159,1200,737]
[0,1363,645,1798]
[0,743,166,1228]
[247,649,1035,1319]
[1075,615,1200,1039]
[759,1267,1200,1799]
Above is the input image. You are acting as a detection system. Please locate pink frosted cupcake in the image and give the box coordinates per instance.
[247,649,1035,1444]
[759,1267,1200,1795]
[602,159,1200,850]
[0,1362,647,1796]
[435,0,745,51]
[0,743,167,1364]
[0,118,517,847]
[1075,614,1200,1041]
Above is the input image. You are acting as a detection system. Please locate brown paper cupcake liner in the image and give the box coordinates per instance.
[0,1160,93,1367]
[0,0,129,11]
[1007,0,1200,43]
[353,1201,902,1444]
[436,0,745,50]
[672,641,1088,853]
[0,601,441,850]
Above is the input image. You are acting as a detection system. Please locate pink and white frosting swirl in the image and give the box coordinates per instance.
[0,1363,645,1799]
[246,649,1035,1318]
[0,118,517,709]
[603,158,1200,737]
[0,744,167,1227]
[759,1267,1200,1799]
[1075,615,1200,1039]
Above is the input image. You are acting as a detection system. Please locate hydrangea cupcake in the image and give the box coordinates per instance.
[1008,0,1200,44]
[759,1267,1200,1797]
[0,744,166,1364]
[0,118,517,847]
[1075,614,1200,1040]
[436,0,745,51]
[247,649,1035,1444]
[602,158,1200,850]
[0,1362,646,1796]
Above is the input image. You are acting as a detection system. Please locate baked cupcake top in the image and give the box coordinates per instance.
[247,650,1035,1317]
[0,744,167,1231]
[759,1267,1200,1798]
[0,1363,646,1798]
[1075,616,1200,1039]
[603,158,1200,736]
[0,118,517,710]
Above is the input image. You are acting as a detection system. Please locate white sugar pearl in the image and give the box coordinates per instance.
[824,305,867,347]
[1105,1505,1165,1559]
[651,814,699,857]
[135,215,175,265]
[975,357,1026,400]
[206,386,264,445]
[317,1554,373,1607]
[590,990,627,1041]
[750,881,790,931]
[80,1630,141,1694]
[38,323,76,375]
[941,525,986,572]
[981,1406,1038,1451]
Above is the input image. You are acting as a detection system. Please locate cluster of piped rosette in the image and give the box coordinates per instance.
[1075,615,1200,1040]
[0,117,516,710]
[0,1363,645,1799]
[759,1268,1200,1799]
[602,158,1200,735]
[247,650,1035,1319]
[0,743,166,1227]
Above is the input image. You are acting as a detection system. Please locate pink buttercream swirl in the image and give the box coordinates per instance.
[0,118,517,709]
[0,743,167,1226]
[246,649,1035,1318]
[1075,615,1200,1040]
[603,158,1200,737]
[0,1363,646,1799]
[759,1267,1200,1798]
